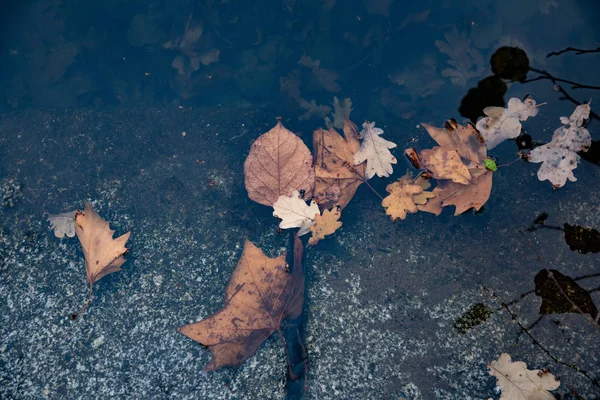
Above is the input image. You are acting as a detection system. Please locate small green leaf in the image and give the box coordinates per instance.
[484,158,497,171]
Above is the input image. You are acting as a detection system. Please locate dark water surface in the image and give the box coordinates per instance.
[1,1,599,399]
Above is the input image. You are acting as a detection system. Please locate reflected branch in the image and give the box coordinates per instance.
[547,46,600,58]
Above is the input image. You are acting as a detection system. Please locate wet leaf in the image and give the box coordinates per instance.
[308,207,342,245]
[527,102,592,188]
[534,269,598,319]
[178,239,304,371]
[419,147,472,184]
[331,97,353,129]
[312,119,365,210]
[476,97,541,149]
[273,190,320,236]
[563,223,600,254]
[48,210,77,238]
[353,121,397,179]
[453,303,494,334]
[416,120,493,215]
[75,202,131,285]
[381,174,434,221]
[488,353,560,400]
[244,120,315,206]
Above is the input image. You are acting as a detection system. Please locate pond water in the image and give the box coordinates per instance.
[0,0,599,399]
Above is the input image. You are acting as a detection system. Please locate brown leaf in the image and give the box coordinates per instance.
[419,167,491,216]
[416,120,493,215]
[419,147,472,184]
[312,119,366,210]
[244,120,315,206]
[178,238,304,371]
[309,207,342,245]
[381,174,434,220]
[75,202,131,285]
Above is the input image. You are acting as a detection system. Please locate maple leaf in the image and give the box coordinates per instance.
[48,210,77,238]
[273,190,320,236]
[72,202,131,317]
[244,120,315,206]
[476,97,542,149]
[308,207,342,245]
[415,120,493,215]
[178,238,304,372]
[527,102,592,188]
[313,119,366,210]
[488,353,560,400]
[381,174,434,221]
[353,121,397,179]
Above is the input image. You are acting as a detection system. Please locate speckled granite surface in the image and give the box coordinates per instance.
[1,108,598,399]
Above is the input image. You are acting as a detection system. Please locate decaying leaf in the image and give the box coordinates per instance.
[75,202,131,286]
[244,120,315,206]
[453,303,494,334]
[299,98,331,121]
[563,223,600,254]
[381,174,434,221]
[313,119,366,210]
[298,55,341,92]
[488,353,560,400]
[415,120,493,215]
[178,238,304,371]
[308,207,342,245]
[353,121,397,179]
[476,97,541,149]
[435,27,485,88]
[419,147,472,184]
[527,102,592,188]
[534,269,598,319]
[48,210,77,238]
[273,190,320,236]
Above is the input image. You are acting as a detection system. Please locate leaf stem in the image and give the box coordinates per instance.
[72,284,93,319]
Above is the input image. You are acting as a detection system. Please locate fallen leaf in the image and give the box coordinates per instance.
[244,120,315,206]
[198,48,220,66]
[453,303,494,334]
[488,353,560,400]
[353,121,397,179]
[534,269,598,319]
[476,97,541,149]
[299,99,331,121]
[312,119,366,210]
[297,55,340,92]
[527,102,592,188]
[273,190,320,236]
[419,147,472,184]
[75,202,131,286]
[178,238,304,371]
[416,120,493,215]
[48,210,77,238]
[435,27,485,88]
[381,174,434,221]
[308,207,342,245]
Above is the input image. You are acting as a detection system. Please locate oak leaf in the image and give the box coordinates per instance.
[527,102,591,188]
[488,353,560,400]
[273,190,320,236]
[244,120,315,206]
[353,121,397,179]
[308,207,342,245]
[415,120,493,215]
[48,210,77,238]
[381,174,434,221]
[178,238,304,371]
[313,119,366,210]
[75,202,131,286]
[476,97,541,149]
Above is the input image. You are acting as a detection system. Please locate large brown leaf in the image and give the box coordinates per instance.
[178,238,304,371]
[312,119,366,210]
[244,120,315,206]
[416,120,493,215]
[75,202,131,285]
